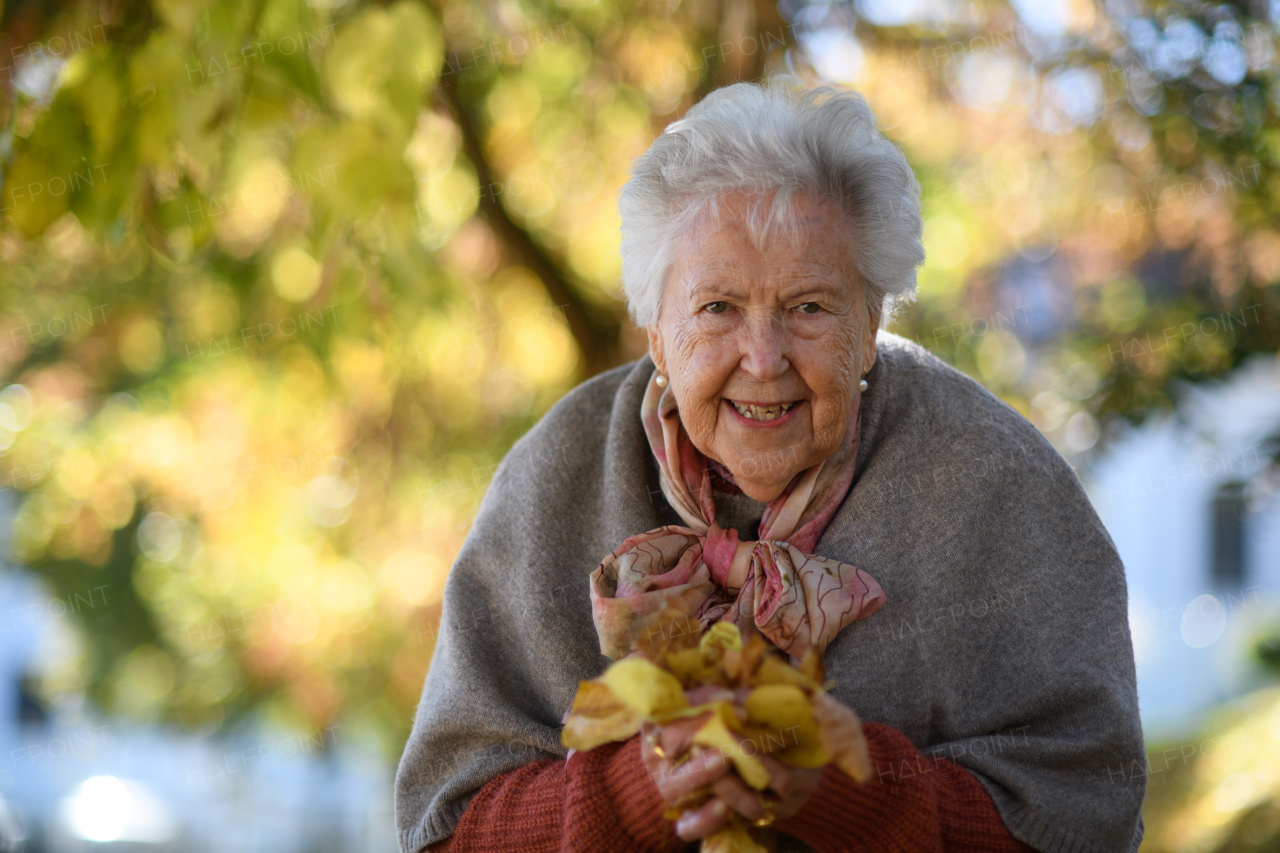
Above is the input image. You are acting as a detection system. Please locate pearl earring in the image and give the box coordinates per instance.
[859,378,868,392]
[655,373,668,388]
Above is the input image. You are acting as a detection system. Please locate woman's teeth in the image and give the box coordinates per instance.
[730,401,796,421]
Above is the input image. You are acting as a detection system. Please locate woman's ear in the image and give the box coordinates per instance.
[646,325,667,376]
[862,302,880,374]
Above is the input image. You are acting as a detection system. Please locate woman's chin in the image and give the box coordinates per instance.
[734,480,790,503]
[720,424,809,468]
[719,448,810,501]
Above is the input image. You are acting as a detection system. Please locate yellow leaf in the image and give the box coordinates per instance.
[753,655,819,691]
[693,705,770,790]
[702,821,768,853]
[744,684,810,731]
[744,685,829,768]
[561,681,642,751]
[664,647,707,684]
[700,620,743,656]
[600,657,688,718]
[777,738,830,769]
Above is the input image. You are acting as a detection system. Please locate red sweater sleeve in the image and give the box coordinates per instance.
[429,723,1034,853]
[773,722,1037,852]
[427,736,690,853]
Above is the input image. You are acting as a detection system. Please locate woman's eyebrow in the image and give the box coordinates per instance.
[776,275,846,296]
[685,277,748,296]
[683,277,847,300]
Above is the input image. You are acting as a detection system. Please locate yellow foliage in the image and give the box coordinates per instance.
[271,245,323,303]
[324,1,442,129]
[701,819,768,853]
[563,610,873,849]
[560,681,643,751]
[744,684,809,730]
[692,703,771,790]
[753,655,820,691]
[700,620,743,655]
[600,657,689,718]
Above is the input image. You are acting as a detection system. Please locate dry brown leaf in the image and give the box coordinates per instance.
[702,820,769,853]
[635,606,702,662]
[798,647,825,687]
[740,634,769,680]
[560,680,643,750]
[812,691,873,783]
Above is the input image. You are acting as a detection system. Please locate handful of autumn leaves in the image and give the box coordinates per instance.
[561,610,873,852]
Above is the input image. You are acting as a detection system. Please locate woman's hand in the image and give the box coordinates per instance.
[639,687,735,823]
[638,685,828,841]
[670,751,822,840]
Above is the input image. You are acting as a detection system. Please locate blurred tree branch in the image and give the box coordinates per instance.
[435,56,623,377]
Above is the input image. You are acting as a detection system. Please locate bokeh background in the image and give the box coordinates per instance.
[0,0,1278,850]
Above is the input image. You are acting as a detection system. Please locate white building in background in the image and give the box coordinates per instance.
[1084,354,1280,740]
[0,549,397,853]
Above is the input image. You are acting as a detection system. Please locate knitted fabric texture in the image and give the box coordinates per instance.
[427,723,1040,852]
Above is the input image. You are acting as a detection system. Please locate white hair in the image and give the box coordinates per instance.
[618,75,925,328]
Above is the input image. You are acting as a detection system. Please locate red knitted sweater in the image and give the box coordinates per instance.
[426,721,1037,852]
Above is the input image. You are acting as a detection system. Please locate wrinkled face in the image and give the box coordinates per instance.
[647,192,879,504]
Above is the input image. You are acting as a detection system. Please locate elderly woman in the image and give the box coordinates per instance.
[396,79,1145,853]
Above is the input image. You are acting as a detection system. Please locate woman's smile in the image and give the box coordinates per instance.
[723,398,803,427]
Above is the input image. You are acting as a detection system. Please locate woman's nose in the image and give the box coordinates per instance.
[738,313,789,380]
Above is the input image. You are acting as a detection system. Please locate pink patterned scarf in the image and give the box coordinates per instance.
[588,368,886,660]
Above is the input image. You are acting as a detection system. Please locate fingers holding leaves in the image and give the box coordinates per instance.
[674,796,730,841]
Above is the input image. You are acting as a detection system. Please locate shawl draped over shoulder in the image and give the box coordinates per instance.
[394,331,1146,853]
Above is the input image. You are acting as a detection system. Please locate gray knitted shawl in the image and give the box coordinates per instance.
[395,331,1146,853]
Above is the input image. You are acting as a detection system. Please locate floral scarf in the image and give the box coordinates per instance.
[588,368,886,660]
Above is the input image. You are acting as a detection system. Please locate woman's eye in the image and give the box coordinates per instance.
[704,301,730,314]
[797,302,822,314]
